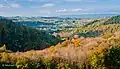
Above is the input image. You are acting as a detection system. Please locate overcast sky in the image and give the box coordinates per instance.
[0,0,120,16]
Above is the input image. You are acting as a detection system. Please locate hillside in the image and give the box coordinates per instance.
[50,15,120,39]
[1,31,120,69]
[0,18,60,52]
[66,15,120,37]
[104,15,120,25]
[84,15,120,26]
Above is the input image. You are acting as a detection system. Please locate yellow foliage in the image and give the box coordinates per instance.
[1,52,9,63]
[97,47,104,54]
[3,44,6,49]
[48,46,56,52]
[88,50,94,57]
[61,40,69,47]
[102,33,113,39]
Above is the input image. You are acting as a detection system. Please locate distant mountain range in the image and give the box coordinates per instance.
[2,14,119,20]
[60,14,119,18]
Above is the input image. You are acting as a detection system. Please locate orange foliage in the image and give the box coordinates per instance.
[72,39,80,47]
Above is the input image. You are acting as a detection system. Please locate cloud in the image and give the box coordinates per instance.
[56,8,90,13]
[0,4,6,8]
[0,3,21,8]
[56,9,67,13]
[10,3,21,8]
[71,8,83,12]
[41,3,55,7]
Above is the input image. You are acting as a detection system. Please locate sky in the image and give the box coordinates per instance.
[0,0,120,16]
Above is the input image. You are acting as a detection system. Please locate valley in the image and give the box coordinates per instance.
[0,15,120,69]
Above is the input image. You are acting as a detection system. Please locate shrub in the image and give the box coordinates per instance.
[0,44,6,52]
[0,52,10,63]
[104,47,120,69]
[61,40,69,47]
[102,33,113,39]
[88,50,105,69]
[48,46,56,52]
[16,58,29,69]
[43,58,56,69]
[27,61,41,69]
[72,39,80,47]
[64,64,71,69]
[57,63,72,69]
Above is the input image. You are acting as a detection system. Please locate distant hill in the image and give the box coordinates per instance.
[66,15,120,37]
[84,15,120,27]
[84,18,109,27]
[104,15,120,25]
[0,18,61,52]
[40,17,61,19]
[60,14,118,18]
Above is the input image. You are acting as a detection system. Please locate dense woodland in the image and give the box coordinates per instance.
[0,15,120,69]
[0,18,61,52]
